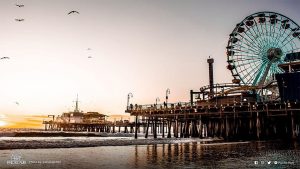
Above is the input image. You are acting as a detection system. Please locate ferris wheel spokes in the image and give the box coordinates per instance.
[226,11,300,86]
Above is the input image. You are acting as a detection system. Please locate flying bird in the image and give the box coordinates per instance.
[68,10,80,15]
[15,102,19,105]
[87,48,91,50]
[15,4,24,7]
[0,57,9,60]
[15,18,24,22]
[88,56,93,59]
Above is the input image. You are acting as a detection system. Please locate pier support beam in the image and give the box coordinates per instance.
[154,117,157,139]
[256,112,261,140]
[191,120,198,137]
[167,119,172,138]
[145,117,150,138]
[162,118,165,138]
[289,111,296,139]
[184,120,190,138]
[135,115,138,139]
[180,122,184,138]
[174,116,179,138]
[225,115,229,139]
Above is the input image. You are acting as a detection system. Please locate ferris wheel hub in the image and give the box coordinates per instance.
[227,12,300,85]
[267,48,283,61]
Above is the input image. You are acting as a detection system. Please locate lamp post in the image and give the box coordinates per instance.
[166,88,170,106]
[127,93,133,110]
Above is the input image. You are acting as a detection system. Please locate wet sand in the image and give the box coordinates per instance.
[0,141,299,169]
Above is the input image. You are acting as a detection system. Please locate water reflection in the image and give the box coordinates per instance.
[0,140,299,169]
[134,141,300,169]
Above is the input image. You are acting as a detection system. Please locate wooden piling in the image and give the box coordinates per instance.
[162,118,165,138]
[256,112,261,140]
[154,117,157,139]
[145,117,150,138]
[135,115,138,139]
[174,116,179,138]
[167,119,171,138]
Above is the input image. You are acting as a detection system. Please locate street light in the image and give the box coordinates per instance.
[166,88,170,105]
[127,93,133,110]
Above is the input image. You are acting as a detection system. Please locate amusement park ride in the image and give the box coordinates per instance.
[126,11,300,140]
[194,11,300,105]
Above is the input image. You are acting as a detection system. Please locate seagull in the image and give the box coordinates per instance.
[15,18,24,22]
[88,56,93,59]
[68,10,80,15]
[15,4,24,7]
[0,57,9,59]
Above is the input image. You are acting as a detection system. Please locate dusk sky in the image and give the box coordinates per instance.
[0,0,299,128]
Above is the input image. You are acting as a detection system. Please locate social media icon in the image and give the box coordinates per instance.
[254,161,258,165]
[267,161,271,164]
[261,161,265,165]
[274,161,278,164]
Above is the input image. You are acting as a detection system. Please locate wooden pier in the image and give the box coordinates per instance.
[126,100,300,140]
[124,58,300,140]
[42,58,300,141]
[43,94,300,141]
[42,120,139,134]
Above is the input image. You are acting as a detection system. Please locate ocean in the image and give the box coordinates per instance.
[0,139,299,169]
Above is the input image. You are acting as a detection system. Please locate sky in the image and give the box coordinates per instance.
[0,0,299,128]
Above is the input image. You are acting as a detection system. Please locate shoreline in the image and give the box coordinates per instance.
[0,137,220,150]
[1,131,296,150]
[0,131,223,149]
[0,131,135,137]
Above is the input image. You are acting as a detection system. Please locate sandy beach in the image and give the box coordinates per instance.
[0,140,299,169]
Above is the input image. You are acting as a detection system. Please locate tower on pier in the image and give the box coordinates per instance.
[74,94,80,112]
[207,56,214,97]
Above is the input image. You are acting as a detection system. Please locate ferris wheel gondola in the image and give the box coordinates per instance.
[226,11,300,87]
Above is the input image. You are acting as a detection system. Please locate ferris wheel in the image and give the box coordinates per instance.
[226,11,300,86]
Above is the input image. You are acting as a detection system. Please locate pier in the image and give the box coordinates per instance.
[125,99,300,140]
[43,118,138,134]
[43,95,138,134]
[42,57,300,141]
[125,53,300,140]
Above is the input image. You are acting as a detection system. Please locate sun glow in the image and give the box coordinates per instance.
[0,120,7,127]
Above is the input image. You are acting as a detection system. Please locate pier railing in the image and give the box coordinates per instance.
[127,101,195,112]
[126,100,300,117]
